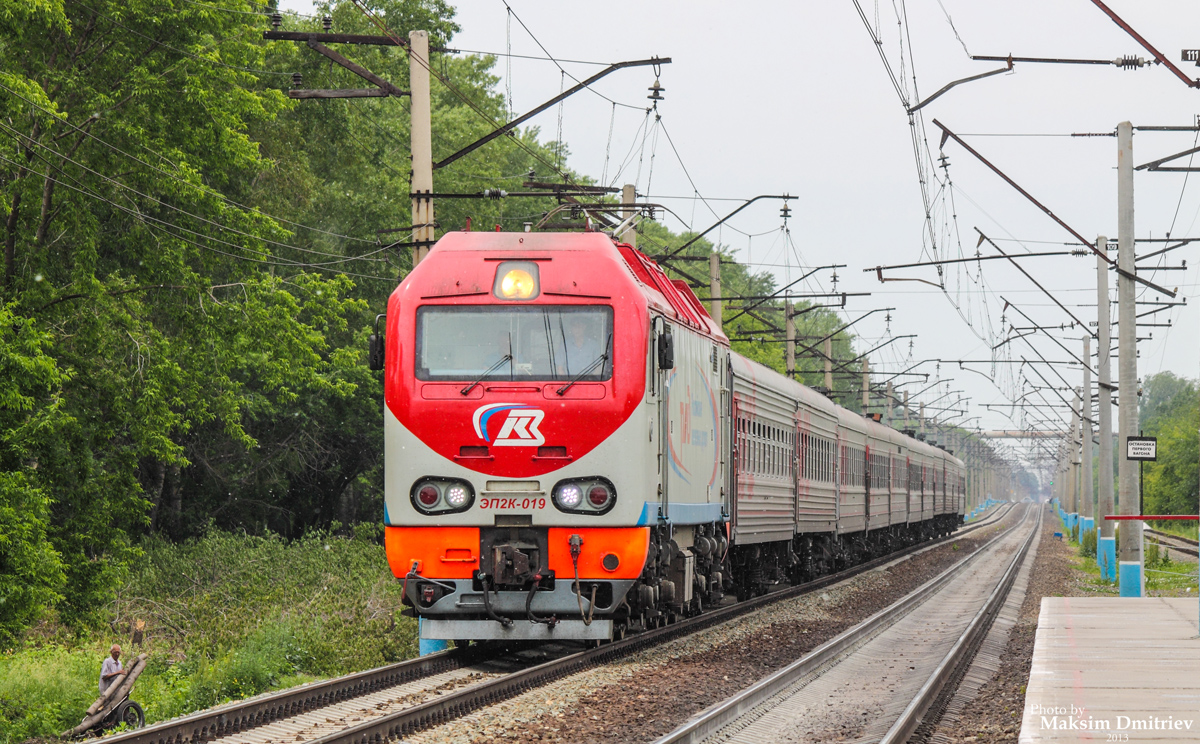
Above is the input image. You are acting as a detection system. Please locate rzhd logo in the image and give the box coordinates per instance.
[472,403,545,447]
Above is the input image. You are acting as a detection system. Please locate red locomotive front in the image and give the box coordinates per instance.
[381,231,665,642]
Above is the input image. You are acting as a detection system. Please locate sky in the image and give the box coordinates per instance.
[279,0,1200,476]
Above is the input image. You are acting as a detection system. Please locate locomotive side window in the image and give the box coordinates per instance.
[416,306,613,381]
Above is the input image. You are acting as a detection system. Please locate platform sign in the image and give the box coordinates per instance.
[1126,436,1157,461]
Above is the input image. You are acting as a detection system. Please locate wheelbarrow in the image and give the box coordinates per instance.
[62,653,148,738]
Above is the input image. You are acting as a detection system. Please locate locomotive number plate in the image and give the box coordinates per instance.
[480,497,547,510]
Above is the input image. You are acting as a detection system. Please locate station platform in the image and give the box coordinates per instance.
[1019,597,1200,742]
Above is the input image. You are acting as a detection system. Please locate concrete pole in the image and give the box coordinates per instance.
[785,302,795,377]
[1097,236,1116,579]
[409,31,434,267]
[885,381,894,427]
[823,338,833,391]
[709,253,722,327]
[861,359,869,412]
[903,391,910,428]
[919,402,925,437]
[1116,121,1143,596]
[1082,336,1095,537]
[1070,387,1081,531]
[620,184,637,248]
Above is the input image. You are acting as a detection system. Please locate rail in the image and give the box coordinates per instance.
[91,503,1016,744]
[314,504,1022,744]
[650,502,1033,744]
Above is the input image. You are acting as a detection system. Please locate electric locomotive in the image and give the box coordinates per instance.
[373,230,964,644]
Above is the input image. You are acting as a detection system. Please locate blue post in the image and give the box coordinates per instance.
[1098,536,1116,581]
[418,618,449,656]
[1118,560,1142,597]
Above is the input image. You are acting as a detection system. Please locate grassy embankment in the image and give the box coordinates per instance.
[0,526,416,744]
[1063,517,1198,597]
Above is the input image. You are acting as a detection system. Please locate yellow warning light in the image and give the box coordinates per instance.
[493,261,539,300]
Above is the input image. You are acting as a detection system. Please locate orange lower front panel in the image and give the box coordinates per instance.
[547,527,650,581]
[385,526,480,580]
[385,525,651,582]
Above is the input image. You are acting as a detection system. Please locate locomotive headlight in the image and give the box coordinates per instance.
[444,484,470,508]
[556,483,583,509]
[493,261,540,300]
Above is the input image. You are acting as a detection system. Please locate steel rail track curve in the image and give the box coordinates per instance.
[1145,528,1199,558]
[649,502,1035,744]
[89,502,1016,744]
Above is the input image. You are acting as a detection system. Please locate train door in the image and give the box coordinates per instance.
[653,317,671,521]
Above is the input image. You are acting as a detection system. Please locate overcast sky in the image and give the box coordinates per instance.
[279,0,1200,472]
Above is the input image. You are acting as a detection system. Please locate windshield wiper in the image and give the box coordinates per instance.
[556,334,611,396]
[461,352,513,395]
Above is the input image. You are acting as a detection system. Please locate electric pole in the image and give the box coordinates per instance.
[710,253,722,327]
[1117,121,1143,597]
[861,359,869,412]
[410,30,434,266]
[621,184,637,248]
[824,338,833,391]
[785,301,795,377]
[1082,335,1094,538]
[1097,243,1116,580]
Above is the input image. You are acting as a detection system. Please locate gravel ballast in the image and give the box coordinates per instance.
[930,505,1076,744]
[401,505,1026,744]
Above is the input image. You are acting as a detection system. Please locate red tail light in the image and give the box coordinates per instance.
[588,485,610,507]
[417,485,440,507]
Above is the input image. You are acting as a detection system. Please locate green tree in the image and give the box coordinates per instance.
[0,303,68,645]
[1140,372,1198,518]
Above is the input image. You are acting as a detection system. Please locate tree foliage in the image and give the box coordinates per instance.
[0,0,872,647]
[1140,372,1199,518]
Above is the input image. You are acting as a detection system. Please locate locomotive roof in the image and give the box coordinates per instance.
[418,231,728,343]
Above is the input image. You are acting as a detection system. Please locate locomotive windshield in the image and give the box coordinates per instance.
[416,306,613,382]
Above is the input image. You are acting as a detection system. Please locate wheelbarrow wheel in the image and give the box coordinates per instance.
[115,700,144,729]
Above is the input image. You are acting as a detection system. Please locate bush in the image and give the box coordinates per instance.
[1,527,418,743]
[1078,528,1097,558]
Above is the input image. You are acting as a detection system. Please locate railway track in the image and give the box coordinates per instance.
[652,502,1038,744]
[90,502,1016,744]
[1145,527,1199,560]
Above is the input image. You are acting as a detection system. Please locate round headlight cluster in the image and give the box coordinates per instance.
[552,478,616,514]
[411,478,475,514]
[557,483,583,509]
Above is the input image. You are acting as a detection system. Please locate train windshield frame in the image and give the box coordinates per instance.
[415,305,614,382]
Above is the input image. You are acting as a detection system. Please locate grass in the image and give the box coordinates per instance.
[1147,520,1199,542]
[1060,514,1198,598]
[0,525,417,744]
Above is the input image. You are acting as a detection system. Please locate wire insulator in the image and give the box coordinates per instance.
[1115,55,1147,70]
